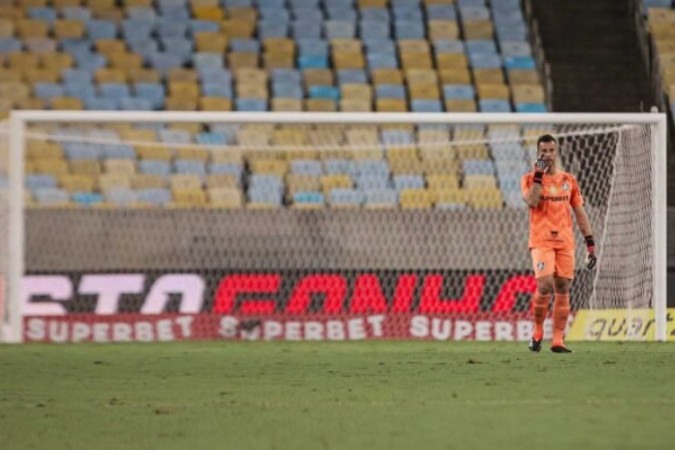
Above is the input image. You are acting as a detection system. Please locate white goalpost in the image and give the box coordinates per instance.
[0,111,668,343]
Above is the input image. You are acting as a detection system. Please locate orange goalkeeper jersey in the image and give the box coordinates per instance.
[521,170,584,249]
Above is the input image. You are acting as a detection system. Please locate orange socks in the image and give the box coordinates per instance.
[531,292,551,341]
[552,293,570,347]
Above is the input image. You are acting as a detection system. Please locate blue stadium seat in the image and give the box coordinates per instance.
[458,0,485,7]
[466,39,498,55]
[292,21,322,39]
[197,132,228,145]
[298,39,328,57]
[357,175,390,191]
[150,53,185,74]
[469,53,502,68]
[74,53,107,71]
[259,7,289,20]
[135,83,166,109]
[140,160,172,176]
[62,6,92,22]
[459,6,490,21]
[367,53,398,69]
[434,39,465,54]
[0,38,22,54]
[250,174,284,192]
[72,192,104,207]
[193,53,224,71]
[412,99,443,112]
[326,8,358,21]
[137,188,172,206]
[324,159,357,177]
[393,174,425,192]
[127,6,157,21]
[290,0,320,8]
[292,191,325,207]
[99,83,130,99]
[122,20,154,42]
[29,7,57,23]
[360,21,390,40]
[159,129,190,143]
[394,20,425,39]
[325,20,356,39]
[224,0,252,6]
[236,98,268,111]
[34,83,64,100]
[393,6,424,21]
[381,129,414,145]
[209,163,243,179]
[329,188,363,207]
[516,103,548,113]
[463,159,495,175]
[120,98,153,111]
[504,56,536,70]
[60,38,92,56]
[26,174,58,190]
[298,55,329,69]
[86,20,117,40]
[443,84,475,100]
[199,68,233,85]
[365,39,396,55]
[479,99,512,112]
[309,85,340,100]
[337,69,368,84]
[258,21,289,39]
[376,85,407,100]
[356,160,390,176]
[272,82,303,99]
[157,18,188,37]
[248,187,283,206]
[364,189,398,207]
[189,20,220,34]
[272,69,302,84]
[103,144,136,160]
[174,159,206,177]
[426,5,457,20]
[500,41,532,57]
[62,69,93,85]
[34,188,70,206]
[64,143,100,160]
[230,38,260,54]
[293,9,323,22]
[105,188,136,206]
[291,160,322,176]
[202,83,233,98]
[85,97,117,110]
[361,8,390,22]
[161,37,193,61]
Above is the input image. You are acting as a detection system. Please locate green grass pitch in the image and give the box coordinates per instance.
[1,341,674,450]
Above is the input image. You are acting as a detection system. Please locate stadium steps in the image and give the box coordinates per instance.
[531,0,654,113]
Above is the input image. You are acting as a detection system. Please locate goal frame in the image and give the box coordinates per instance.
[3,111,668,343]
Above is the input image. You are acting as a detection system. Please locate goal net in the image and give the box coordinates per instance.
[0,112,667,343]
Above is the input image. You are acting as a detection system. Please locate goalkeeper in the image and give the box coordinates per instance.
[521,134,596,353]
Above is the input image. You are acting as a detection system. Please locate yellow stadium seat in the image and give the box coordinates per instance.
[95,39,127,57]
[428,20,459,40]
[340,98,372,112]
[320,174,352,195]
[405,68,438,86]
[50,96,82,110]
[228,52,260,70]
[305,99,337,111]
[211,148,243,164]
[221,19,255,38]
[464,174,497,189]
[208,187,243,209]
[137,145,172,161]
[250,158,287,176]
[263,52,294,69]
[59,174,96,193]
[331,38,362,54]
[439,68,471,84]
[95,68,127,84]
[341,83,372,100]
[271,98,303,111]
[98,173,131,192]
[466,187,503,209]
[358,0,387,7]
[389,156,424,175]
[445,99,476,112]
[409,83,440,100]
[401,52,433,70]
[200,97,232,111]
[227,6,258,21]
[69,160,101,177]
[333,51,365,70]
[109,52,143,69]
[176,147,209,161]
[463,20,494,39]
[0,6,24,20]
[8,52,39,70]
[26,141,62,160]
[477,83,510,100]
[264,38,295,56]
[170,174,202,191]
[206,174,239,189]
[124,0,153,6]
[0,19,14,38]
[53,20,85,39]
[169,81,200,99]
[119,128,156,141]
[303,68,334,88]
[508,69,539,84]
[456,144,489,161]
[104,159,136,175]
[234,68,268,84]
[32,158,68,176]
[372,68,404,85]
[131,174,167,190]
[376,98,408,112]
[398,39,430,54]
[165,97,198,111]
[192,5,224,20]
[39,53,73,71]
[128,68,161,83]
[435,53,468,70]
[168,68,199,83]
[171,188,207,207]
[91,7,123,22]
[473,68,504,84]
[512,83,545,104]
[24,68,59,83]
[0,69,21,82]
[427,173,460,190]
[432,188,466,207]
[236,83,268,99]
[17,19,48,39]
[15,97,45,109]
[194,32,228,52]
[400,189,433,209]
[287,174,320,199]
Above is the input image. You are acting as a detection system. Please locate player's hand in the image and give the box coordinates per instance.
[534,158,550,173]
[585,236,597,270]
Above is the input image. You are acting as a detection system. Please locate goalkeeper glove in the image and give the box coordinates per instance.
[533,158,549,184]
[585,235,597,270]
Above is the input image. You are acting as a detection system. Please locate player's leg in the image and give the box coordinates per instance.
[551,248,575,353]
[529,248,555,352]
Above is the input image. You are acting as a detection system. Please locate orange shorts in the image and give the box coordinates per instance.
[531,247,575,280]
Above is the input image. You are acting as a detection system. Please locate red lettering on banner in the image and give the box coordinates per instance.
[349,275,388,313]
[390,274,418,313]
[491,275,537,312]
[418,274,485,313]
[212,275,280,314]
[286,274,346,314]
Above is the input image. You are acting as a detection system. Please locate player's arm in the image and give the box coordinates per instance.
[573,204,596,269]
[522,162,547,207]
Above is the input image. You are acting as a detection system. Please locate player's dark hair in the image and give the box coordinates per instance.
[537,134,557,149]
